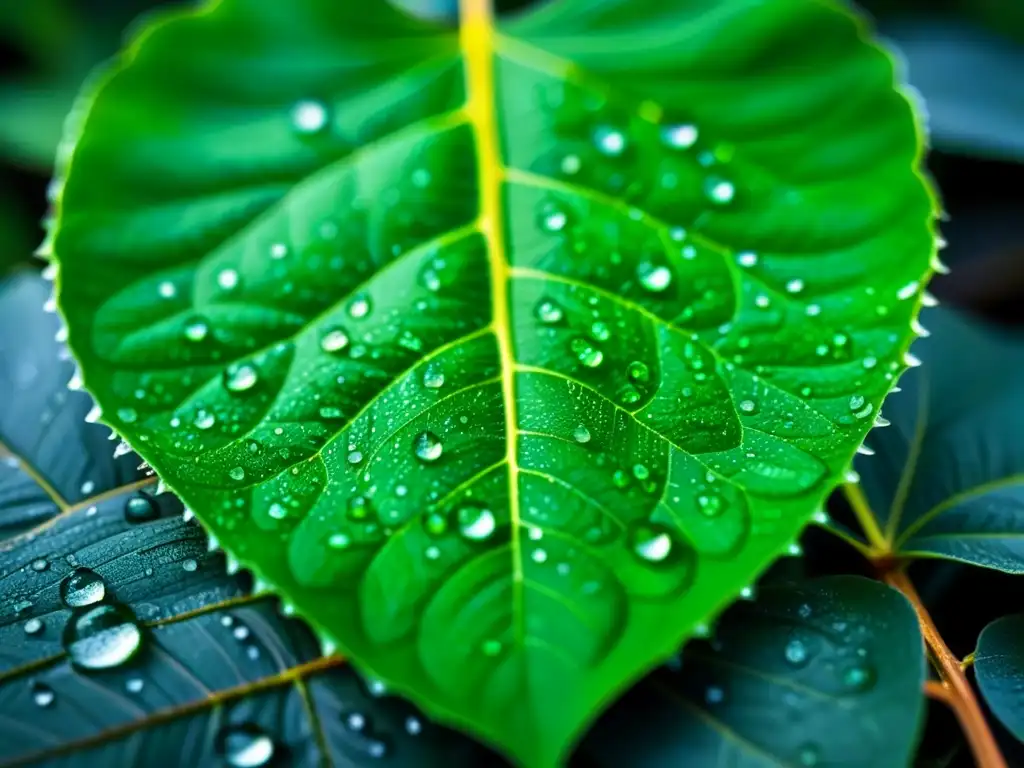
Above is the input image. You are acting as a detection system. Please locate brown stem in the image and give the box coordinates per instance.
[884,568,1006,768]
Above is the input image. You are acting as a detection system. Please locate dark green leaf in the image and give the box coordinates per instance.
[854,308,1024,571]
[52,0,936,763]
[582,576,927,768]
[975,614,1024,742]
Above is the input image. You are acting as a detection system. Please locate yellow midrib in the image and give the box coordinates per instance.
[459,0,525,615]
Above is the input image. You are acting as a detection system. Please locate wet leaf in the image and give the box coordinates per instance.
[52,0,937,763]
[583,576,926,768]
[0,271,490,767]
[975,614,1024,742]
[854,308,1024,571]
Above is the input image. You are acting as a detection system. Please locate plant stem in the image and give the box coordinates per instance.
[884,568,1006,768]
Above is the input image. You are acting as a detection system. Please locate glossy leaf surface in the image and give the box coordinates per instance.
[853,308,1024,570]
[0,273,490,767]
[584,576,926,768]
[52,0,935,763]
[975,614,1024,743]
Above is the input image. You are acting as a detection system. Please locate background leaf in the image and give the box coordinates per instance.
[975,614,1024,743]
[0,271,491,767]
[582,575,926,768]
[853,307,1024,570]
[50,0,935,763]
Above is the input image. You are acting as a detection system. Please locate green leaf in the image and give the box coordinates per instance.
[852,308,1024,571]
[0,273,490,767]
[51,0,936,763]
[582,576,927,768]
[975,614,1024,742]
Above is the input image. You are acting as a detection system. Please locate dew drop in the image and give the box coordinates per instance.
[661,123,698,149]
[124,493,159,523]
[217,269,240,291]
[32,682,55,708]
[457,504,496,541]
[842,663,875,691]
[60,567,105,608]
[405,716,423,735]
[573,424,591,444]
[24,617,44,636]
[328,532,351,550]
[736,251,758,267]
[63,604,143,670]
[320,327,350,353]
[413,431,443,463]
[216,723,276,768]
[786,278,805,294]
[560,154,581,174]
[184,318,209,343]
[158,281,176,298]
[347,450,363,465]
[268,502,287,520]
[570,337,604,368]
[269,242,288,259]
[422,365,445,389]
[194,410,216,430]
[594,125,627,156]
[538,203,569,233]
[182,558,198,572]
[630,522,674,563]
[126,678,144,694]
[347,294,372,319]
[697,492,726,517]
[704,177,735,205]
[705,685,725,705]
[291,99,329,135]
[31,557,49,572]
[638,262,672,292]
[229,466,245,482]
[117,407,138,424]
[535,299,563,324]
[738,399,757,414]
[784,638,809,667]
[224,364,258,393]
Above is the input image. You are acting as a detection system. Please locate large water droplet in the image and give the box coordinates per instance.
[573,424,591,444]
[630,522,674,563]
[535,299,563,324]
[594,125,627,156]
[662,123,698,149]
[348,294,372,319]
[63,603,143,670]
[124,493,159,523]
[422,365,445,389]
[216,723,276,768]
[784,638,809,667]
[570,337,603,368]
[31,682,54,708]
[413,431,443,463]
[638,262,672,292]
[224,364,258,393]
[696,492,727,517]
[60,567,105,608]
[627,361,650,384]
[291,100,329,135]
[194,409,216,430]
[230,467,245,481]
[24,617,44,636]
[184,318,209,342]
[704,177,735,205]
[217,269,240,291]
[457,504,496,541]
[320,327,350,353]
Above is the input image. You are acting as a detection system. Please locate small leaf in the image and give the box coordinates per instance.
[855,308,1024,571]
[52,0,936,763]
[582,575,927,768]
[975,614,1024,742]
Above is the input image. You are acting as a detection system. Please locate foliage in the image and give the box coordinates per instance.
[1,0,1024,767]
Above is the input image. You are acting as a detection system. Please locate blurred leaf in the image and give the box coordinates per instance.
[0,270,492,766]
[975,614,1024,742]
[0,198,33,276]
[582,575,926,768]
[852,307,1024,570]
[886,20,1024,163]
[0,82,75,170]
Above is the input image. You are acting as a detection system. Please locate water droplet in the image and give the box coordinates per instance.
[126,678,144,694]
[348,294,372,319]
[229,466,245,481]
[457,504,496,541]
[632,463,650,481]
[158,281,176,298]
[594,125,627,156]
[405,716,422,735]
[217,269,239,291]
[269,242,288,259]
[662,123,698,149]
[422,365,445,389]
[737,251,758,267]
[704,177,735,204]
[784,639,809,667]
[117,407,138,424]
[414,431,443,463]
[268,502,287,520]
[216,723,276,768]
[573,424,591,444]
[32,682,54,708]
[346,712,366,731]
[182,558,198,572]
[786,278,805,293]
[24,617,44,636]
[705,685,725,704]
[638,262,672,292]
[81,480,96,495]
[319,327,350,354]
[842,663,875,691]
[291,99,329,135]
[224,364,258,394]
[348,496,370,521]
[347,450,363,465]
[535,299,563,324]
[124,493,159,523]
[60,568,105,608]
[31,558,49,572]
[184,318,209,342]
[697,492,727,517]
[570,337,603,368]
[538,203,569,233]
[531,548,548,563]
[560,154,581,174]
[738,399,757,414]
[630,522,674,563]
[63,603,143,670]
[194,409,216,430]
[328,532,351,549]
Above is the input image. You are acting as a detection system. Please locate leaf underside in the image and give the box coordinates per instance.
[51,0,936,763]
